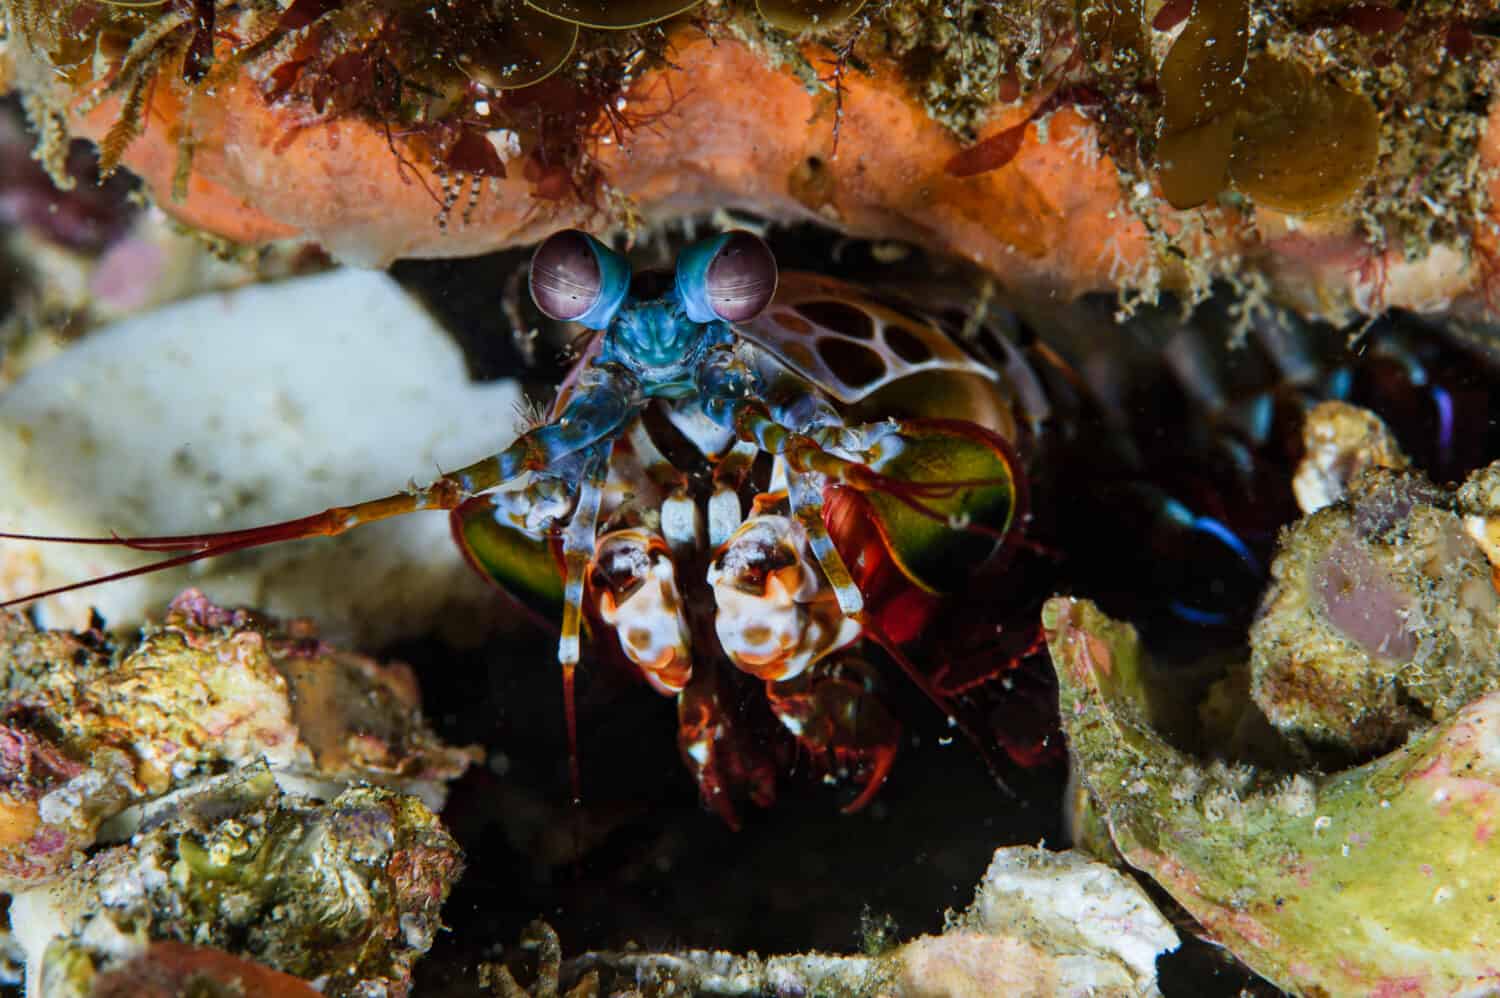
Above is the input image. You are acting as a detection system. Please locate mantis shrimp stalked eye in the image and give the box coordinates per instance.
[0,229,1033,824]
[528,229,630,327]
[675,231,779,323]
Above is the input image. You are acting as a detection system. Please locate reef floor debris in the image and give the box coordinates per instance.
[1048,590,1500,995]
[13,762,464,998]
[0,589,477,891]
[485,845,1177,998]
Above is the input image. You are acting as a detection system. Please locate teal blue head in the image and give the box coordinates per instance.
[529,230,778,383]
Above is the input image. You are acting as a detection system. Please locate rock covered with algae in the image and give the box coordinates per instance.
[11,763,463,998]
[0,589,477,890]
[533,844,1177,997]
[1046,596,1500,996]
[1249,466,1500,754]
[1455,460,1500,572]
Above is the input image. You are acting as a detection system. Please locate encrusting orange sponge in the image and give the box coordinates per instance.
[7,3,1497,320]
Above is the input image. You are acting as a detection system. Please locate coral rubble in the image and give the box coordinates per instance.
[1251,466,1500,753]
[505,845,1177,997]
[0,590,476,890]
[1048,595,1500,995]
[13,763,463,997]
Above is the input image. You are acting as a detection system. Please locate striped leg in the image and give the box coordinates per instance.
[557,448,609,804]
[696,355,888,617]
[708,441,758,549]
[453,364,640,492]
[787,467,863,616]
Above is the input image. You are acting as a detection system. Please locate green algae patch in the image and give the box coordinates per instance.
[1045,596,1500,996]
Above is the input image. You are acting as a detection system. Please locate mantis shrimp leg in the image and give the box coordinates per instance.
[772,392,881,617]
[707,441,759,549]
[696,354,995,615]
[557,448,610,803]
[695,353,1019,793]
[786,466,863,616]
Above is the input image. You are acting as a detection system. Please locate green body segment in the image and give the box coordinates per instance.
[453,499,565,618]
[862,419,1021,594]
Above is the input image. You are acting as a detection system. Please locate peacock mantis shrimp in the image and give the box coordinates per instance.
[0,230,1045,826]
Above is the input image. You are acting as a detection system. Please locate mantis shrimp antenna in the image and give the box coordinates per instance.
[0,330,642,610]
[0,463,486,608]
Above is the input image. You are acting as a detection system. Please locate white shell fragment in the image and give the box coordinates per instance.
[1291,401,1410,514]
[896,846,1178,998]
[0,269,523,644]
[983,847,1179,985]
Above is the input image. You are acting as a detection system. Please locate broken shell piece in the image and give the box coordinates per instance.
[1045,597,1500,996]
[1291,401,1409,514]
[1456,461,1500,575]
[552,845,1176,996]
[0,590,477,891]
[1250,469,1500,753]
[13,764,463,998]
[895,846,1178,997]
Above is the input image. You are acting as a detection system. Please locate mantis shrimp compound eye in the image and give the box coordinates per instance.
[528,229,631,329]
[676,231,779,323]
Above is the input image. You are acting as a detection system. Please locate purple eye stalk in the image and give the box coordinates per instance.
[676,231,778,324]
[529,229,631,330]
